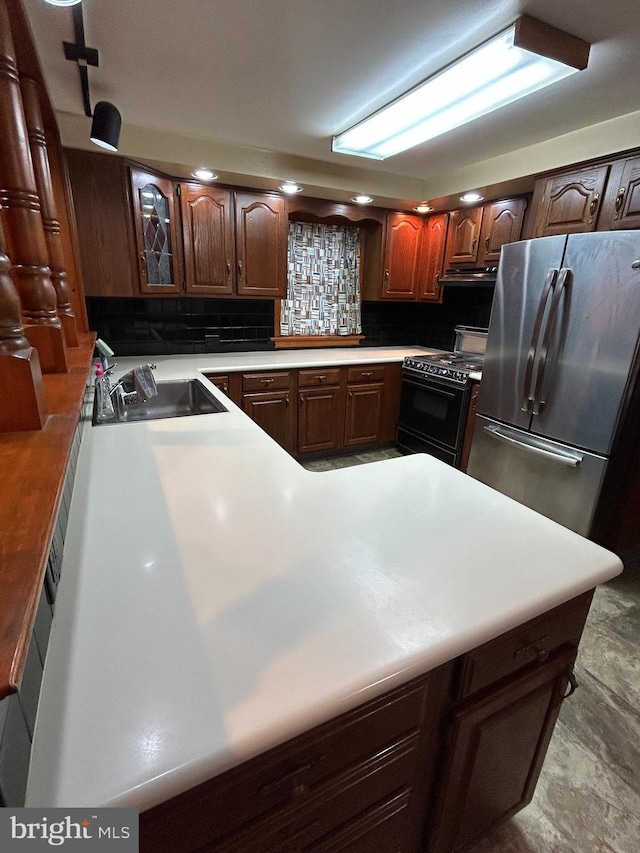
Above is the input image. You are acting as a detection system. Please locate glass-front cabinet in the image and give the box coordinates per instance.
[130,167,181,293]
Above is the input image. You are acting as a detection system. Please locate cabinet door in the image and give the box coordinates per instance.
[427,648,577,853]
[599,155,640,230]
[532,165,609,237]
[235,192,287,297]
[344,383,384,448]
[130,167,181,294]
[298,386,343,453]
[445,207,483,267]
[180,184,234,295]
[382,214,422,300]
[243,391,295,454]
[478,198,526,265]
[418,213,448,302]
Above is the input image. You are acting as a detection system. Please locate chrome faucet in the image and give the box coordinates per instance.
[94,362,158,421]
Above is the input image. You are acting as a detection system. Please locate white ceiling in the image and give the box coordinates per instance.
[22,0,640,210]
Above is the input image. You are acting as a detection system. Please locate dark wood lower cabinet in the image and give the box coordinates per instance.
[344,382,385,447]
[139,592,592,853]
[427,647,577,852]
[298,386,344,453]
[242,390,295,455]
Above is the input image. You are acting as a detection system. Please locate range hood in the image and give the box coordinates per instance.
[439,266,498,287]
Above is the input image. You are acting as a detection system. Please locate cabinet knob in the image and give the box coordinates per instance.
[485,234,490,251]
[589,192,600,220]
[514,634,550,663]
[238,259,243,278]
[385,269,390,282]
[472,235,478,252]
[226,260,231,276]
[285,394,289,407]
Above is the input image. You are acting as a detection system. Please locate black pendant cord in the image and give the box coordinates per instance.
[63,3,100,118]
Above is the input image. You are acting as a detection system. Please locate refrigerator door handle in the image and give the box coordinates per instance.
[521,268,558,413]
[484,423,583,467]
[532,267,571,415]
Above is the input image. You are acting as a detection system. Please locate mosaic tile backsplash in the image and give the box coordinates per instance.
[281,223,361,337]
[86,285,494,356]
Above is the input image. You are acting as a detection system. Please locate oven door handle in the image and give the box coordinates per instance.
[402,376,458,399]
[484,424,583,467]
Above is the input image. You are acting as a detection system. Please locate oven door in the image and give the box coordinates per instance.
[398,372,469,463]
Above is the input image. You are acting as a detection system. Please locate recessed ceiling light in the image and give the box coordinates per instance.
[279,181,303,194]
[43,0,83,5]
[192,168,218,181]
[460,192,484,203]
[352,195,373,204]
[414,204,432,214]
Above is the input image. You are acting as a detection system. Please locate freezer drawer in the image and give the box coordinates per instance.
[467,415,608,537]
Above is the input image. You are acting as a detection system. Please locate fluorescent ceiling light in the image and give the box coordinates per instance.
[332,15,589,160]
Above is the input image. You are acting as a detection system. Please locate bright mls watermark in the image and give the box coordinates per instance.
[0,809,138,850]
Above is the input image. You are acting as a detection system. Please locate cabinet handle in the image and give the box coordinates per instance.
[221,384,228,393]
[257,758,321,798]
[362,371,373,377]
[299,394,304,407]
[238,259,243,278]
[589,192,600,219]
[485,235,490,251]
[514,635,550,663]
[472,235,478,252]
[385,269,390,283]
[316,374,326,382]
[434,270,440,284]
[348,390,353,398]
[614,186,626,215]
[226,260,231,276]
[285,394,289,407]
[563,671,579,699]
[140,252,147,278]
[261,377,274,385]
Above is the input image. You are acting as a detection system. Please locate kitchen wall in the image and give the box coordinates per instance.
[86,287,494,356]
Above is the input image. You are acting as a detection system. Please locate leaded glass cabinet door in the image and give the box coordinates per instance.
[130,168,181,294]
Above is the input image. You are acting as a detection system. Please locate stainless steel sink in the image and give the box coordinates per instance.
[92,379,228,425]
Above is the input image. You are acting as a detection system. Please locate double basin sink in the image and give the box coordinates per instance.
[93,379,228,425]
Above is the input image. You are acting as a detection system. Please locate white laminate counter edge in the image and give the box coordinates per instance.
[26,350,621,813]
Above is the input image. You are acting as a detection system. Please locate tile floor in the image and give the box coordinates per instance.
[300,448,640,853]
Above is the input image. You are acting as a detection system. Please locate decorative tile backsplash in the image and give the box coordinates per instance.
[280,223,361,337]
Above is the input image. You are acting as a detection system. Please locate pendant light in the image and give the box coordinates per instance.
[90,101,122,151]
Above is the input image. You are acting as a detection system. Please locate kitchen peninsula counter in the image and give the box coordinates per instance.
[26,348,620,815]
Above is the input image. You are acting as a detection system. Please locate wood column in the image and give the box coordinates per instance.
[21,75,79,346]
[0,217,47,431]
[0,1,68,373]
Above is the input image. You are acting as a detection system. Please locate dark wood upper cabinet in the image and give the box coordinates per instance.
[382,214,423,299]
[235,192,287,298]
[65,149,138,298]
[180,184,234,295]
[418,213,448,302]
[478,198,527,264]
[598,154,640,231]
[130,167,181,294]
[444,207,484,267]
[531,164,609,237]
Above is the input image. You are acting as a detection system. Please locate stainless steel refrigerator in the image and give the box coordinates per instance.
[467,230,640,544]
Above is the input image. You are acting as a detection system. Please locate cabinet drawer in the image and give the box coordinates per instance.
[140,675,430,853]
[455,592,592,700]
[205,374,231,395]
[347,365,386,384]
[213,735,419,852]
[299,368,342,387]
[242,371,291,392]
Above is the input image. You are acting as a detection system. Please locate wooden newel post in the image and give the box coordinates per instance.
[0,2,68,373]
[0,218,47,432]
[21,75,79,346]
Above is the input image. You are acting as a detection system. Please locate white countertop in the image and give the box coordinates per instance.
[26,348,617,811]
